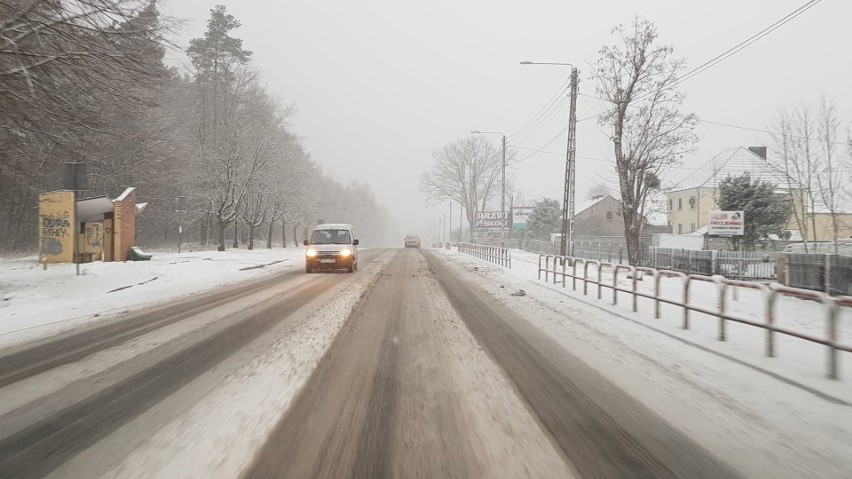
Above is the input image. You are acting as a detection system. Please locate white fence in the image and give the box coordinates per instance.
[457,242,512,268]
[537,254,851,380]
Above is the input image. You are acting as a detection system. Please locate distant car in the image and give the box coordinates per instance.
[404,234,421,248]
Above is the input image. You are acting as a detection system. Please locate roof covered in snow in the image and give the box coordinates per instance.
[574,195,608,215]
[673,147,788,192]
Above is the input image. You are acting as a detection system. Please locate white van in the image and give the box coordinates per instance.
[304,223,359,273]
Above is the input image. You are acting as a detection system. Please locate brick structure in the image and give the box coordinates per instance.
[112,187,137,262]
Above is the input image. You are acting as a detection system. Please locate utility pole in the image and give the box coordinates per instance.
[448,202,452,242]
[501,134,507,244]
[459,202,463,241]
[443,210,447,244]
[560,67,579,257]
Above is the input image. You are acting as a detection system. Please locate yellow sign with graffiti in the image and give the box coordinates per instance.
[39,190,75,264]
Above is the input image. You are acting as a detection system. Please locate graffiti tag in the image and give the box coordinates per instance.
[41,212,70,238]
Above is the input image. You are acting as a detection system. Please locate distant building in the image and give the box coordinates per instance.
[573,194,666,237]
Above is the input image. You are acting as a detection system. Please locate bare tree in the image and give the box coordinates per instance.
[592,18,698,265]
[420,136,502,240]
[0,0,173,250]
[770,101,848,251]
[815,99,845,251]
[772,108,815,251]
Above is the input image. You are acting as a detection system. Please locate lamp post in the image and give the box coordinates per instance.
[471,130,507,243]
[520,61,579,257]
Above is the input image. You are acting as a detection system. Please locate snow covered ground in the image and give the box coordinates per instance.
[40,250,397,479]
[0,248,306,347]
[438,247,852,479]
[509,249,852,393]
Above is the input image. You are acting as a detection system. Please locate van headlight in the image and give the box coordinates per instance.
[306,249,317,257]
[339,249,351,257]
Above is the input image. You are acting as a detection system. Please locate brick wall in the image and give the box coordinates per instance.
[112,188,137,261]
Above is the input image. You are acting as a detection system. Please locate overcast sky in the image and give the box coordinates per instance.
[161,0,849,236]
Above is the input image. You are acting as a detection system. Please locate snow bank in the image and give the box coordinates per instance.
[0,248,306,347]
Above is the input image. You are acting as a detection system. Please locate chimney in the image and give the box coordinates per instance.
[748,146,767,160]
[592,194,604,201]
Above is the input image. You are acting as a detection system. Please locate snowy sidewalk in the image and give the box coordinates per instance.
[0,248,306,347]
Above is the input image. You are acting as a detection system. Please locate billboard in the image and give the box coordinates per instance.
[512,207,534,230]
[708,210,744,236]
[474,211,510,233]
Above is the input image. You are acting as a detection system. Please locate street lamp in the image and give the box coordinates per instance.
[520,60,579,257]
[470,130,508,242]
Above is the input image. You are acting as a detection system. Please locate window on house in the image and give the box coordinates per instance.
[678,198,683,210]
[689,196,696,209]
[690,223,696,233]
[677,223,683,234]
[605,211,613,221]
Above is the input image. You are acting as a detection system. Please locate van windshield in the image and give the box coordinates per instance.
[310,229,351,245]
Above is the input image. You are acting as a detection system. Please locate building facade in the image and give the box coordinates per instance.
[665,146,852,241]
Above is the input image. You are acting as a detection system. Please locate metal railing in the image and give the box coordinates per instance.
[458,242,512,268]
[538,254,852,379]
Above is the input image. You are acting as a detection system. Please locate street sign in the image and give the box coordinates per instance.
[512,207,534,230]
[708,210,744,236]
[474,211,510,233]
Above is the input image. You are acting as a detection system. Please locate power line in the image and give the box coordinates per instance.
[510,94,571,146]
[576,0,823,123]
[699,119,847,147]
[512,126,569,163]
[665,0,822,93]
[508,78,570,140]
[510,145,610,163]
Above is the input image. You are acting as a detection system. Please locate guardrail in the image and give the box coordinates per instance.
[458,242,512,268]
[538,254,852,379]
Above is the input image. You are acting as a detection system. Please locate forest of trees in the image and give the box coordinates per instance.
[0,1,391,252]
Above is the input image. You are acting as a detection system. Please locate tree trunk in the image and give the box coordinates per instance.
[267,221,274,249]
[216,219,226,251]
[200,215,208,246]
[282,221,287,248]
[620,202,642,265]
[232,221,238,248]
[248,225,255,250]
[293,224,299,247]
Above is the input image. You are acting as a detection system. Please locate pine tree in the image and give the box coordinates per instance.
[718,173,792,250]
[527,198,562,241]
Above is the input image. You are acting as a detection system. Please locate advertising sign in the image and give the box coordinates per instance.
[474,211,510,233]
[512,207,534,230]
[708,210,744,236]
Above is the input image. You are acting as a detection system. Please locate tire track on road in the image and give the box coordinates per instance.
[425,250,742,479]
[243,250,404,479]
[0,262,373,479]
[0,270,301,387]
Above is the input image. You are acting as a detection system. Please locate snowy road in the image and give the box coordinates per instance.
[0,247,838,478]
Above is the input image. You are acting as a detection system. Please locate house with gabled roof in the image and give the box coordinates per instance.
[665,146,852,241]
[571,194,669,238]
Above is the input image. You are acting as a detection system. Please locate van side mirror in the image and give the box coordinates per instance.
[353,239,360,246]
[303,240,308,246]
